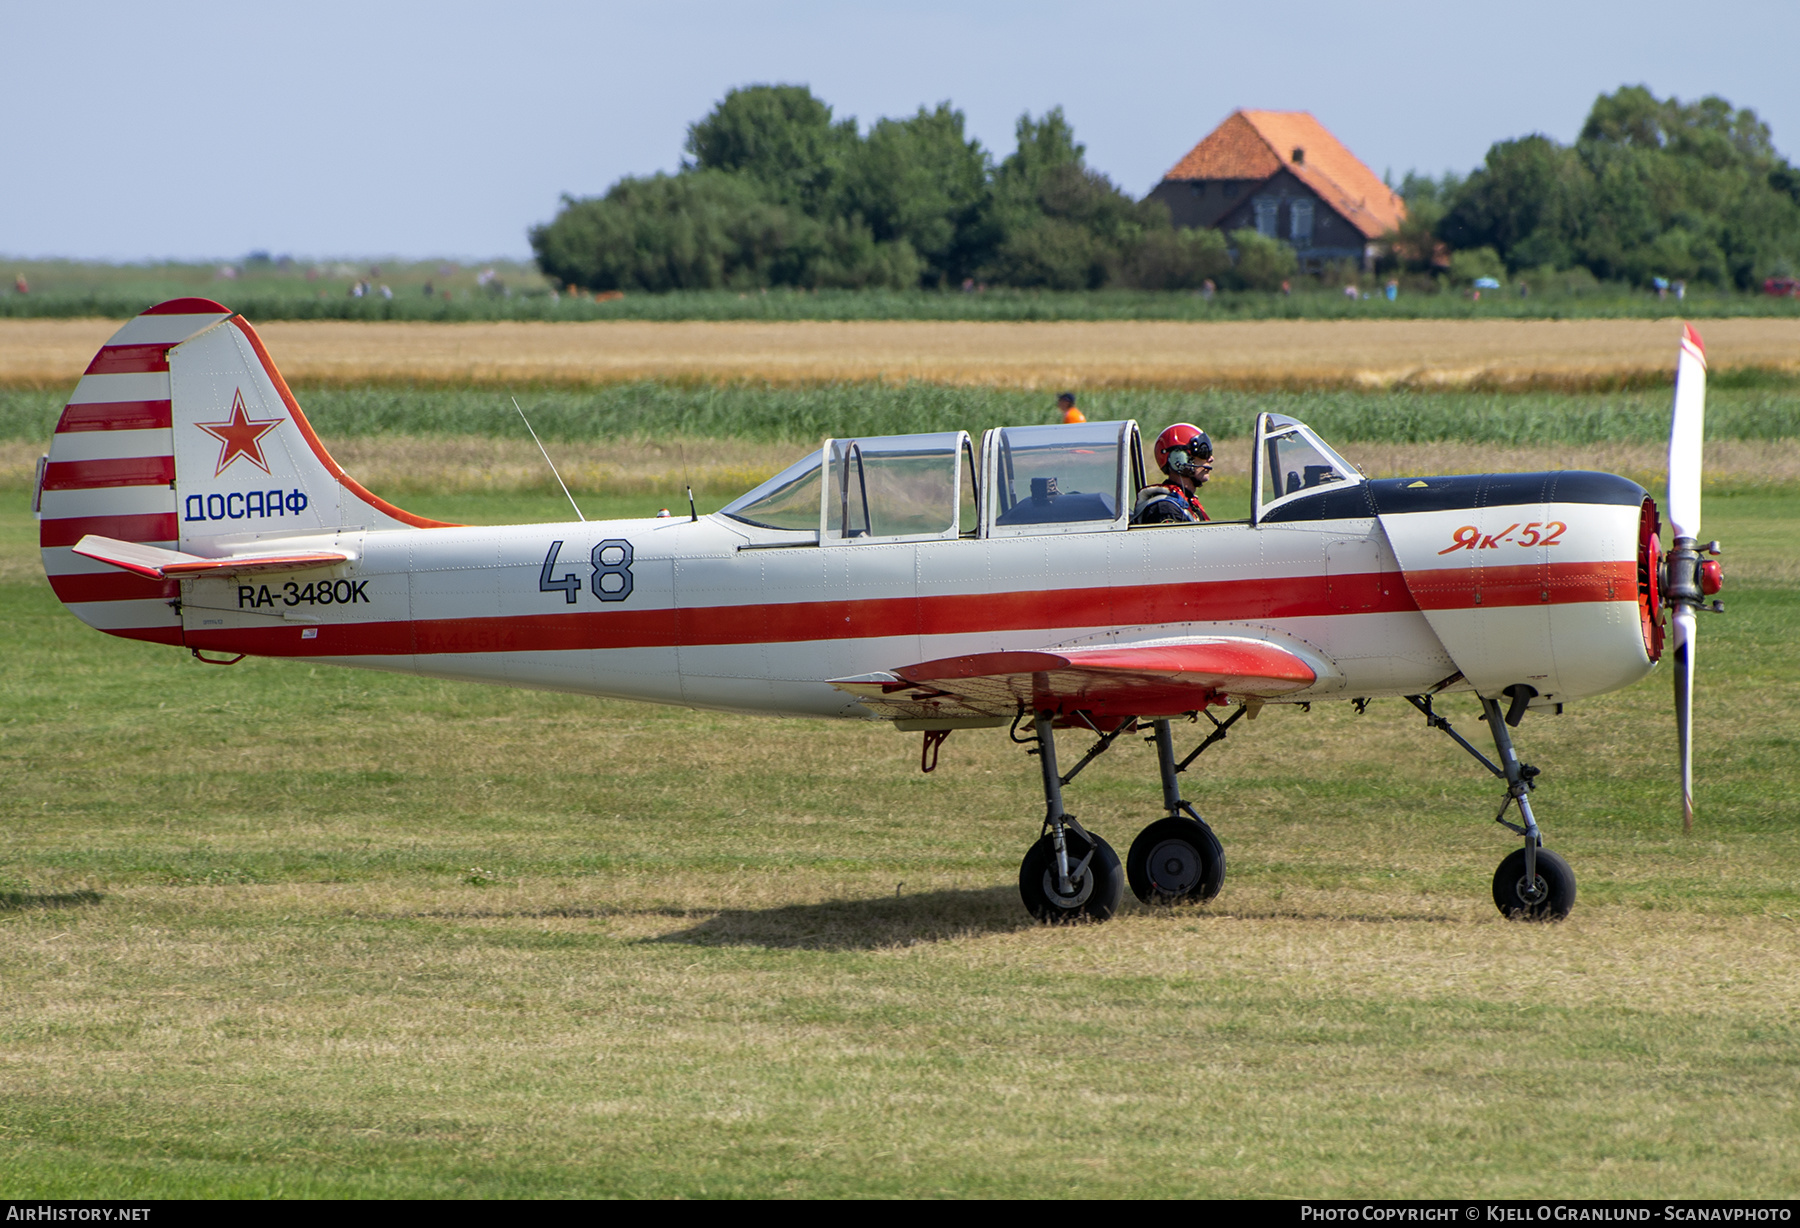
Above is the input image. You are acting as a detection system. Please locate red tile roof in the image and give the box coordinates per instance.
[1161,110,1406,240]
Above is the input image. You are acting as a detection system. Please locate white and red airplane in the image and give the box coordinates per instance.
[36,298,1723,923]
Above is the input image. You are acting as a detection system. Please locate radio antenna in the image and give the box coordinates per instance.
[513,396,585,522]
[680,441,697,521]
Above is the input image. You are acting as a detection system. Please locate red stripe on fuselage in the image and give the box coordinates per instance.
[183,558,1638,662]
[185,569,1422,659]
[41,456,175,491]
[84,344,170,375]
[1403,560,1635,609]
[40,513,179,548]
[107,625,185,646]
[55,400,173,432]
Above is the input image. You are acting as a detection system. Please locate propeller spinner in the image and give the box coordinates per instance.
[1665,324,1724,832]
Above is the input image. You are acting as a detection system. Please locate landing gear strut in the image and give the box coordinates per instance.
[1408,692,1577,921]
[1124,719,1227,905]
[1012,705,1243,921]
[1017,711,1123,922]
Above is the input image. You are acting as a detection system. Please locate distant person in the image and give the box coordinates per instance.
[1675,280,1686,301]
[1132,423,1212,524]
[423,281,434,296]
[13,275,26,295]
[1280,280,1291,296]
[1385,280,1398,301]
[1200,278,1216,301]
[1056,392,1086,424]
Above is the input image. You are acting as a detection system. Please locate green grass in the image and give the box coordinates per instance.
[8,381,1800,449]
[6,257,1800,321]
[1,481,1797,1197]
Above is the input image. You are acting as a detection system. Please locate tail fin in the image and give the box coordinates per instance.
[38,298,451,644]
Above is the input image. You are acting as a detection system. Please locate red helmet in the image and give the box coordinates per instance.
[1154,423,1213,478]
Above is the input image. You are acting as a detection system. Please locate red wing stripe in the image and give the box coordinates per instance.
[84,344,171,375]
[1069,643,1316,686]
[40,513,180,548]
[55,400,173,432]
[41,456,175,491]
[49,572,181,603]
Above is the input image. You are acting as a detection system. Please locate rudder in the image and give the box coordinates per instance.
[38,298,451,643]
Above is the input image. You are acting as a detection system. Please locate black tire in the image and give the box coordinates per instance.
[1019,828,1124,923]
[1492,847,1577,921]
[1126,816,1226,905]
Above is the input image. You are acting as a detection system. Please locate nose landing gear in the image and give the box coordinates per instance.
[1408,691,1577,922]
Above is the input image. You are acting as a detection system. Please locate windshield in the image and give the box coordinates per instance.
[720,450,822,531]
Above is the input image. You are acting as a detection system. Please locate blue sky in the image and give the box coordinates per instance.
[5,0,1796,261]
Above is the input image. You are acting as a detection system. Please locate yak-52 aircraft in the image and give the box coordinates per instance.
[37,298,1724,923]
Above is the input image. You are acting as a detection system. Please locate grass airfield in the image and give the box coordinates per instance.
[1,473,1796,1198]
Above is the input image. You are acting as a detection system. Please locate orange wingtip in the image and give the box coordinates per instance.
[1682,322,1706,359]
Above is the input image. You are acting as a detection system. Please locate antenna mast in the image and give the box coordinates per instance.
[513,397,585,522]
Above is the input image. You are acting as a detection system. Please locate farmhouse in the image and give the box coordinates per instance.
[1145,110,1406,272]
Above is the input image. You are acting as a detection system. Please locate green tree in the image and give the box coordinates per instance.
[1437,86,1800,288]
[684,84,856,216]
[981,109,1155,288]
[1122,219,1233,290]
[528,171,918,292]
[839,104,992,286]
[1228,228,1297,290]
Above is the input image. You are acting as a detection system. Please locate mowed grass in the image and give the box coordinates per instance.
[2,483,1798,1198]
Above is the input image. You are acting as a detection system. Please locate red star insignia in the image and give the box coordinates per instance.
[197,390,283,476]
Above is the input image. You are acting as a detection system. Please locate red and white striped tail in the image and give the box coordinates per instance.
[37,298,449,645]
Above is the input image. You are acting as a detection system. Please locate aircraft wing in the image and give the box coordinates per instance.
[73,534,353,579]
[831,637,1317,722]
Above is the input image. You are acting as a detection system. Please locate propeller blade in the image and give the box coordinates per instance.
[1673,604,1695,833]
[1668,324,1707,541]
[1667,324,1707,832]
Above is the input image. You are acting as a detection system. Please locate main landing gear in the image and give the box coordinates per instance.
[1407,689,1577,921]
[1013,706,1242,922]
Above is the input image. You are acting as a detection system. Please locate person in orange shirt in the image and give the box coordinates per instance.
[1056,391,1085,424]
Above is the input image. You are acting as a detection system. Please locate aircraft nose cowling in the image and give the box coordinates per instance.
[1372,472,1660,705]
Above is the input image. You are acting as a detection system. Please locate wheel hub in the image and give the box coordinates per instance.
[1041,868,1094,908]
[1148,839,1202,895]
[1512,874,1549,906]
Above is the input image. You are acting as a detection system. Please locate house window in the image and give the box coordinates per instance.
[1290,199,1314,246]
[1253,197,1278,237]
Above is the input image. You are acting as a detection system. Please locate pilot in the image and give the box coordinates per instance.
[1132,423,1213,524]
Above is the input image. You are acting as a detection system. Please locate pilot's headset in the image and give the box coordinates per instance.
[1154,423,1213,481]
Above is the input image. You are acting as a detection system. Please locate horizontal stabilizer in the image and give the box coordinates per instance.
[73,534,352,579]
[832,637,1317,721]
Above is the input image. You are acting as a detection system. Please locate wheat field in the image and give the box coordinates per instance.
[6,317,1800,388]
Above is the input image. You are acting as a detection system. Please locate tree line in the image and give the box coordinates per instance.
[532,84,1800,295]
[1397,86,1800,290]
[530,86,1289,294]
